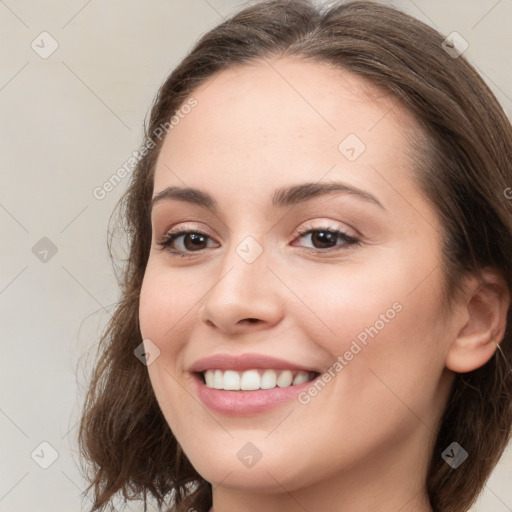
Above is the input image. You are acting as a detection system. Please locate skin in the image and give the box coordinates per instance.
[138,57,508,512]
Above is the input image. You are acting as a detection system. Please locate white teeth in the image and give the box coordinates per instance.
[202,369,315,390]
[240,369,260,390]
[276,370,293,387]
[213,369,223,389]
[223,370,240,390]
[292,371,310,385]
[261,369,277,389]
[205,370,214,388]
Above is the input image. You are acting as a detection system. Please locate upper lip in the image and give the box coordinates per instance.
[189,353,319,373]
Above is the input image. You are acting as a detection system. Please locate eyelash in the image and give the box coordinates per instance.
[157,225,360,258]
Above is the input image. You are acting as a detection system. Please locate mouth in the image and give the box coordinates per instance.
[200,368,320,391]
[188,353,324,415]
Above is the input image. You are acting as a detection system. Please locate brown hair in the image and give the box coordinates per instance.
[79,1,512,511]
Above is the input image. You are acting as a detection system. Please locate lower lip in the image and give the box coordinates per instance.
[192,373,318,416]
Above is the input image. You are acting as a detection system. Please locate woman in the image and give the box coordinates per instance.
[79,1,512,511]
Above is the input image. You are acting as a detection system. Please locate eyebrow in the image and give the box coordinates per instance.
[151,181,385,211]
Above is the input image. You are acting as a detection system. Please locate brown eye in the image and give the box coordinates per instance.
[158,230,218,255]
[295,227,359,251]
[308,230,339,249]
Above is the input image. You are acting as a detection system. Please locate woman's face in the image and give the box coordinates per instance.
[139,58,457,501]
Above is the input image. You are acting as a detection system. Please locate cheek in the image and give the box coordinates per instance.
[139,263,198,350]
[299,257,447,399]
[138,268,197,440]
[139,266,192,404]
[286,259,418,352]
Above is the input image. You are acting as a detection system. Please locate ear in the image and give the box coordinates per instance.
[446,269,510,373]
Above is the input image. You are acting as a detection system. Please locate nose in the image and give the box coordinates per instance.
[198,239,284,335]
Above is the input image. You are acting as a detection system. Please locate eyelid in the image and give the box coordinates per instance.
[159,222,214,239]
[293,220,358,239]
[158,222,217,245]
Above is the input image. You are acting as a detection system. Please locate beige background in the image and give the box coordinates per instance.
[0,0,511,510]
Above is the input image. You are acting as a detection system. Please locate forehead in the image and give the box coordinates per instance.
[154,57,420,209]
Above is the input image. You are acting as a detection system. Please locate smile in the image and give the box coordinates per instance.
[189,352,323,415]
[202,369,319,390]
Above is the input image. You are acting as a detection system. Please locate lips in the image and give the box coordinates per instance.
[189,352,320,373]
[188,353,322,415]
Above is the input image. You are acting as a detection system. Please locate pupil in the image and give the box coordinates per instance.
[186,233,206,250]
[312,231,335,248]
